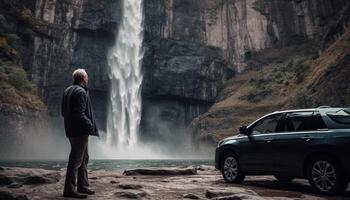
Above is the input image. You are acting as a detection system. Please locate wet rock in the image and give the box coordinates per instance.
[213,196,239,200]
[8,182,22,188]
[123,167,197,176]
[299,195,326,200]
[213,194,265,200]
[114,189,147,199]
[0,191,28,200]
[205,188,257,199]
[183,193,201,199]
[23,175,56,185]
[196,165,216,171]
[0,175,13,185]
[118,184,143,189]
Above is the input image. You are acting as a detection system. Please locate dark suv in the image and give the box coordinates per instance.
[215,107,350,195]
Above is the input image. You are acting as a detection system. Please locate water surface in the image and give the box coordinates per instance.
[0,159,214,172]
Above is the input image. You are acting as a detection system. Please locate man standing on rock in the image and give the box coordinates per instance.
[61,68,99,198]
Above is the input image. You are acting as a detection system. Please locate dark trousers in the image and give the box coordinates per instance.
[63,135,89,195]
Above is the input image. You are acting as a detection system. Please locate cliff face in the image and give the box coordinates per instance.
[1,0,348,148]
[145,0,346,72]
[141,0,348,142]
[0,0,49,157]
[142,0,233,141]
[31,0,123,128]
[190,1,350,145]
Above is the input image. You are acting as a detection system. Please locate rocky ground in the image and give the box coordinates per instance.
[0,166,349,200]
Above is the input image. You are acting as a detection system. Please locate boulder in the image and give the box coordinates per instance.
[205,188,257,199]
[196,165,216,171]
[0,175,13,185]
[213,196,241,200]
[8,182,22,188]
[23,175,56,185]
[114,189,147,199]
[183,193,201,199]
[123,167,197,176]
[213,194,265,200]
[0,191,28,200]
[118,184,143,189]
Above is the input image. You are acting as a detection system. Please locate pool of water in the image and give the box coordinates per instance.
[0,160,214,172]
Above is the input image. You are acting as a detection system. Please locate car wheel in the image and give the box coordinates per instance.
[221,153,245,183]
[307,156,348,195]
[274,175,294,183]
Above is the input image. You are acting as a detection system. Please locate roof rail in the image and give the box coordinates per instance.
[318,106,332,109]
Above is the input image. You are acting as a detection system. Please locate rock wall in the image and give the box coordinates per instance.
[2,0,345,145]
[146,0,346,72]
[140,0,347,141]
[30,0,123,129]
[142,0,233,141]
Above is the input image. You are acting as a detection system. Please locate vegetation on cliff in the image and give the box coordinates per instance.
[0,0,45,111]
[192,27,350,144]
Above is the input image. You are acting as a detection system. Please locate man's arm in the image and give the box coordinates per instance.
[71,90,94,134]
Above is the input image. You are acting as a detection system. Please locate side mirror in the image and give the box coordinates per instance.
[239,126,249,135]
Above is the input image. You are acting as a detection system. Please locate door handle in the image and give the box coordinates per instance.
[301,136,312,142]
[264,137,273,143]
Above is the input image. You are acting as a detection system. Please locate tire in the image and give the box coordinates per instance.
[307,156,348,195]
[221,153,245,184]
[274,175,294,183]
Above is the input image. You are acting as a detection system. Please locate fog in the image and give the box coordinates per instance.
[0,119,214,161]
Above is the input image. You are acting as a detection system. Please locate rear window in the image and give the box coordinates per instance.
[281,112,327,132]
[327,109,350,124]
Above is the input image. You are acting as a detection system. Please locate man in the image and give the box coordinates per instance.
[61,69,99,198]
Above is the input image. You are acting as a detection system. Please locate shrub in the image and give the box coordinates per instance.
[0,60,30,91]
[8,67,27,91]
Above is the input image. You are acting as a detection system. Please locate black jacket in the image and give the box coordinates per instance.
[61,84,99,138]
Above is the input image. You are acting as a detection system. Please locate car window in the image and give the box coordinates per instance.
[250,114,283,135]
[327,109,350,124]
[283,112,327,132]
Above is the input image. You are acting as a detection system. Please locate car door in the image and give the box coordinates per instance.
[239,113,284,173]
[269,111,327,176]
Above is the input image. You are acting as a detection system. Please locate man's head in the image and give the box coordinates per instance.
[72,68,88,87]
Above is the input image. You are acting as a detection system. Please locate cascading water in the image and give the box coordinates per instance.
[91,0,163,159]
[91,0,207,159]
[107,0,144,148]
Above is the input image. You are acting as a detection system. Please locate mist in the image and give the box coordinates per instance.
[0,117,214,161]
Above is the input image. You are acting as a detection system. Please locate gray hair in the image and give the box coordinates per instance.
[72,68,87,84]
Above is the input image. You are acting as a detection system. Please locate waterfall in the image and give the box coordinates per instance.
[107,0,144,148]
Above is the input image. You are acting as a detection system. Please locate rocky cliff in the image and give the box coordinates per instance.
[145,0,347,71]
[191,2,350,145]
[0,0,349,151]
[142,0,349,144]
[32,0,123,129]
[0,0,48,158]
